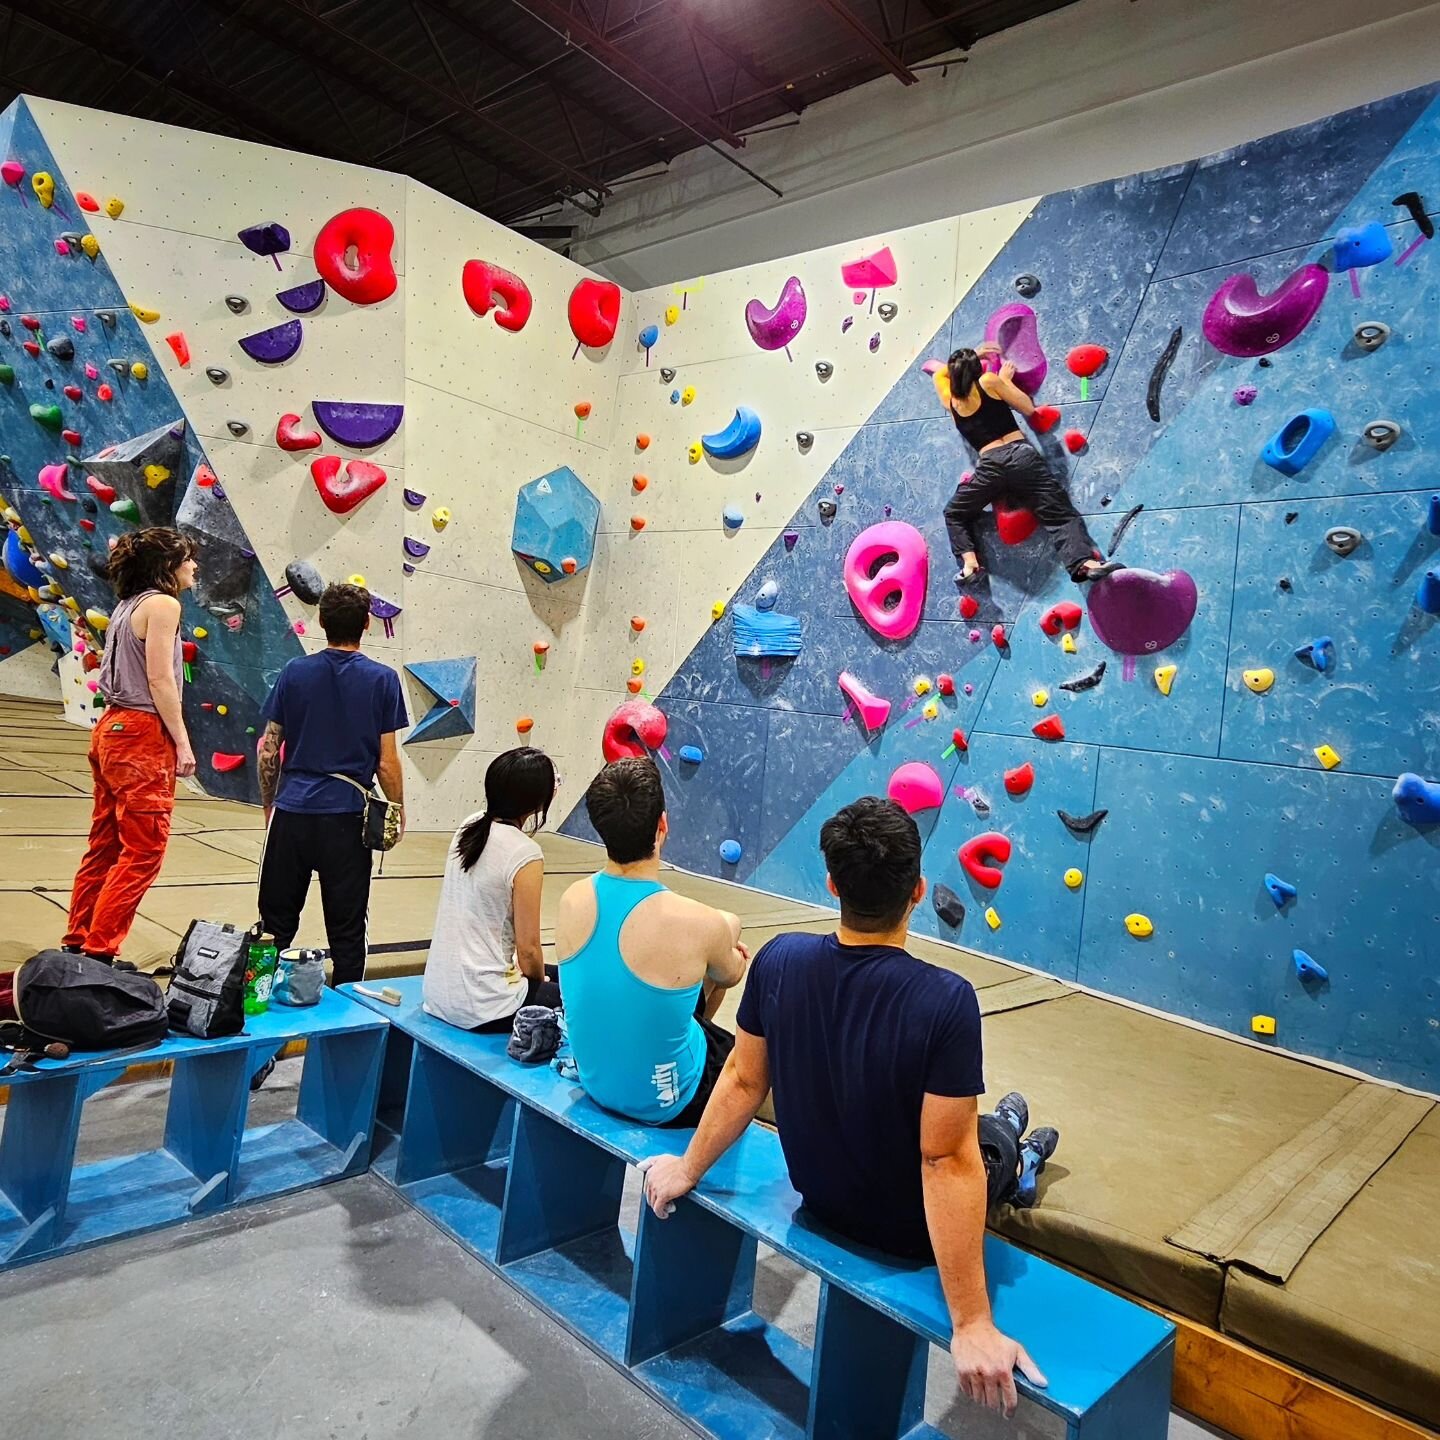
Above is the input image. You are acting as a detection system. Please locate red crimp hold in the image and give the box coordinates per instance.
[1030,404,1062,434]
[959,831,1011,889]
[992,623,1008,650]
[276,413,323,451]
[959,593,980,619]
[1033,714,1066,741]
[61,429,81,447]
[211,752,246,773]
[22,341,39,357]
[1063,429,1087,454]
[951,728,968,752]
[1040,601,1084,636]
[937,673,955,696]
[63,384,83,401]
[164,332,191,366]
[181,641,199,662]
[1003,763,1035,796]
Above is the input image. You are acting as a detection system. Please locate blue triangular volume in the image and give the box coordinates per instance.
[405,656,477,744]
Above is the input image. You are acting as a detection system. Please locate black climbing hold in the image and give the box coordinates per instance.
[1058,808,1108,836]
[95,310,116,327]
[815,360,834,381]
[1060,660,1107,692]
[796,431,813,450]
[0,319,9,337]
[80,497,96,514]
[877,302,898,321]
[1100,495,1112,507]
[107,359,130,377]
[1014,274,1041,298]
[1107,503,1144,557]
[1278,577,1293,591]
[1257,357,1272,368]
[226,420,249,437]
[225,295,249,315]
[932,884,966,928]
[1393,190,1434,239]
[46,335,74,362]
[1145,325,1182,424]
[43,378,54,389]
[1284,512,1299,524]
[660,367,676,383]
[205,366,229,385]
[817,499,837,521]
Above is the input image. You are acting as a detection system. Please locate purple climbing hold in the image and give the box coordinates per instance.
[403,488,426,508]
[238,320,303,364]
[1233,385,1258,406]
[403,537,431,560]
[745,275,807,351]
[868,333,880,353]
[982,302,1047,393]
[238,221,291,261]
[1086,567,1198,656]
[311,401,404,448]
[1393,772,1440,825]
[783,532,799,552]
[276,278,327,314]
[1202,263,1330,358]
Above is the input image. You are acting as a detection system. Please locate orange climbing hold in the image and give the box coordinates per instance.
[630,515,647,531]
[1003,763,1035,796]
[574,401,592,419]
[516,716,535,735]
[636,433,651,450]
[630,616,646,632]
[632,474,649,491]
[1033,714,1066,741]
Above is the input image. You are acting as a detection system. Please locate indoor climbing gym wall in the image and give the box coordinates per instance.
[561,82,1440,1094]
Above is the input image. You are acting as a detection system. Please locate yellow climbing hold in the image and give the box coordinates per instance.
[85,608,110,632]
[687,442,702,463]
[1032,688,1049,707]
[104,197,125,219]
[217,705,228,716]
[131,361,149,381]
[31,172,54,208]
[129,303,161,324]
[921,699,939,720]
[1064,868,1084,889]
[1314,744,1341,770]
[631,658,645,676]
[1154,664,1177,696]
[665,305,680,325]
[143,464,170,489]
[681,386,696,405]
[1061,632,1077,654]
[913,676,932,696]
[347,574,367,587]
[1242,668,1274,694]
[48,553,68,570]
[1125,913,1154,938]
[711,600,726,621]
[432,507,451,530]
[1251,1015,1276,1037]
[192,626,208,639]
[16,525,32,545]
[80,235,99,260]
[984,906,1002,931]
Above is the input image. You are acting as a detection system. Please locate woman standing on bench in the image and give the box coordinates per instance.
[935,343,1120,587]
[423,748,561,1034]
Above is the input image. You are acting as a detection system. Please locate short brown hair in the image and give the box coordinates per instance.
[318,582,370,645]
[106,527,196,601]
[585,757,664,863]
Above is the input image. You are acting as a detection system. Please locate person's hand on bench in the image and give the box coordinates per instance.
[950,1317,1046,1419]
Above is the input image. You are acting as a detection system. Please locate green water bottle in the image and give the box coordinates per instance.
[244,932,279,1016]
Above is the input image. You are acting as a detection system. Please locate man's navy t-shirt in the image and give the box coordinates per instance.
[736,931,983,1258]
[260,649,408,814]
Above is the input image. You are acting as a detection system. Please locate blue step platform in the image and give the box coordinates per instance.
[0,988,386,1272]
[348,976,1175,1440]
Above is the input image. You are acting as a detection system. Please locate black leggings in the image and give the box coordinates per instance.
[944,439,1099,577]
[471,975,562,1034]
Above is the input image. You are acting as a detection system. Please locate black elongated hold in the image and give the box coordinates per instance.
[1058,808,1108,835]
[932,883,966,928]
[1146,325,1183,423]
[1060,660,1107,692]
[1393,190,1434,239]
[1107,503,1143,557]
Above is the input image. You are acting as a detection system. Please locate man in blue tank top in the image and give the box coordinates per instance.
[639,797,1060,1420]
[555,758,748,1127]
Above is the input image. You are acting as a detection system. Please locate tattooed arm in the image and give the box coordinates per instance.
[258,721,284,824]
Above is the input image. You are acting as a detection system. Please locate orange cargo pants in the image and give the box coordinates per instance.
[64,708,177,959]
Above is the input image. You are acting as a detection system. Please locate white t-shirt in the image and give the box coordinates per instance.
[423,817,544,1029]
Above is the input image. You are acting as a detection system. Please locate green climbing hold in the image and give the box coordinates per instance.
[29,403,63,430]
[0,364,13,384]
[109,497,140,521]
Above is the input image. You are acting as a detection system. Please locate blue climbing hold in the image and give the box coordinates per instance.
[755,579,779,610]
[1262,409,1336,476]
[1393,772,1440,825]
[1331,221,1393,271]
[722,505,745,530]
[1427,493,1440,537]
[1294,636,1334,672]
[1264,873,1297,907]
[1417,569,1440,615]
[701,406,762,460]
[639,323,659,350]
[678,745,704,764]
[732,604,803,658]
[719,839,742,864]
[3,529,44,589]
[1293,949,1328,984]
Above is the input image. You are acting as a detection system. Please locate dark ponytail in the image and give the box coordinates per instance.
[456,747,558,872]
[946,348,984,430]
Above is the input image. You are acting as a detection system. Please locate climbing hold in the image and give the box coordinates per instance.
[1295,637,1334,673]
[310,455,387,514]
[226,421,249,437]
[225,295,249,314]
[876,301,898,322]
[110,498,140,522]
[984,907,1002,931]
[1057,808,1107,836]
[701,406,762,460]
[635,433,651,451]
[131,362,149,382]
[721,505,745,530]
[1029,405,1061,434]
[283,560,324,605]
[1066,344,1108,379]
[1060,660,1105,692]
[0,365,11,384]
[992,501,1038,547]
[1062,430,1087,454]
[1201,262,1329,356]
[314,208,397,305]
[959,593,980,620]
[818,499,837,520]
[638,324,659,353]
[312,401,405,448]
[30,170,55,208]
[205,367,229,386]
[1331,221,1393,271]
[913,676,933,697]
[660,368,676,383]
[1153,664,1177,696]
[992,624,1009,651]
[239,320,303,364]
[1014,273,1041,298]
[796,431,814,450]
[211,752,247,775]
[276,279,327,315]
[602,697,668,762]
[951,729,969,753]
[840,246,897,290]
[63,429,84,449]
[1146,326,1183,423]
[1242,667,1275,694]
[983,302,1047,394]
[29,403,63,431]
[1040,601,1083,637]
[1087,568,1197,656]
[512,466,600,580]
[755,580,779,611]
[276,414,323,451]
[665,306,679,326]
[631,515,647,531]
[844,522,928,640]
[932,885,966,928]
[1064,868,1083,890]
[1293,950,1328,984]
[686,442,702,464]
[1032,715,1065,741]
[1125,914,1154,939]
[86,476,117,503]
[959,832,1012,889]
[238,221,291,264]
[1361,419,1402,452]
[1324,526,1363,557]
[1313,744,1342,771]
[46,335,75,362]
[681,386,697,405]
[1262,409,1336,475]
[1233,385,1258,406]
[1353,321,1390,352]
[164,333,190,366]
[516,717,534,736]
[568,276,622,348]
[402,537,431,562]
[1393,773,1440,825]
[746,275,807,351]
[677,745,704,765]
[461,261,532,331]
[1264,873,1297,907]
[76,191,98,212]
[814,361,833,381]
[1003,763,1035,796]
[937,673,955,696]
[1418,569,1440,615]
[783,531,799,551]
[1032,688,1049,707]
[868,333,881,353]
[838,671,891,731]
[1251,1015,1276,1037]
[38,464,76,502]
[711,601,726,622]
[888,761,945,814]
[630,658,646,677]
[719,839,742,865]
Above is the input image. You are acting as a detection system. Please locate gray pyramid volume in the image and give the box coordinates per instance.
[83,419,188,529]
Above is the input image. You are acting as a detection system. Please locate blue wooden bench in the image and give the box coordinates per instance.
[0,987,386,1271]
[348,976,1175,1440]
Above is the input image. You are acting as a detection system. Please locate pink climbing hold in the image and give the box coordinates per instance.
[1201,263,1330,358]
[887,761,945,815]
[959,832,1012,889]
[843,521,928,640]
[38,464,76,502]
[983,302,1047,394]
[839,246,897,289]
[745,275,807,351]
[837,671,891,731]
[602,698,668,762]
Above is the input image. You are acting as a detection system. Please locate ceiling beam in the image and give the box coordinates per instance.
[809,0,919,83]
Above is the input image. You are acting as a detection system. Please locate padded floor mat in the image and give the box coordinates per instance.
[0,769,88,796]
[0,796,200,836]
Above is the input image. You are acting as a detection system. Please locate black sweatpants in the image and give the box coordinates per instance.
[258,809,372,986]
[943,438,1099,577]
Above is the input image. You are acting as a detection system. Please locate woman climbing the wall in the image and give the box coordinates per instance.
[63,527,199,966]
[935,343,1121,586]
[423,748,562,1036]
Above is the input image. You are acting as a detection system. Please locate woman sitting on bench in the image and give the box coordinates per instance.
[423,748,561,1034]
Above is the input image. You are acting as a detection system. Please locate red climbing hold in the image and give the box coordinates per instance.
[61,429,81,447]
[86,476,117,503]
[937,673,955,696]
[994,501,1038,545]
[313,207,398,306]
[1033,714,1066,741]
[1063,430,1087,454]
[1065,344,1109,378]
[211,752,247,773]
[959,832,1012,889]
[20,315,39,331]
[602,697,668,762]
[462,259,534,333]
[97,384,114,402]
[959,593,980,619]
[1003,763,1035,796]
[276,413,323,451]
[310,454,387,514]
[76,192,99,213]
[181,641,198,663]
[952,728,968,752]
[992,623,1008,650]
[194,463,218,488]
[164,332,191,366]
[1030,404,1062,434]
[63,384,83,401]
[1040,601,1084,636]
[78,518,95,533]
[22,341,39,357]
[568,276,622,349]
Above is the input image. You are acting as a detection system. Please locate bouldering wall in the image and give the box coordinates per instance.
[563,82,1440,1093]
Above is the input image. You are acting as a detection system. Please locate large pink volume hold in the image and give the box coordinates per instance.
[888,761,945,814]
[844,521,929,640]
[1201,263,1330,357]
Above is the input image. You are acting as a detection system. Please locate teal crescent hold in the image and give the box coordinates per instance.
[700,405,762,460]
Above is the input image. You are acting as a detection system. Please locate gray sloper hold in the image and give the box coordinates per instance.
[284,559,324,605]
[932,884,966,928]
[1325,526,1364,557]
[95,310,116,327]
[877,302,898,321]
[205,367,229,385]
[46,335,74,361]
[1362,419,1401,451]
[226,420,249,437]
[1353,321,1390,352]
[815,360,833,380]
[225,295,249,314]
[1058,808,1108,836]
[83,418,187,530]
[175,464,254,619]
[1014,273,1041,298]
[817,498,837,520]
[796,431,814,450]
[659,367,676,383]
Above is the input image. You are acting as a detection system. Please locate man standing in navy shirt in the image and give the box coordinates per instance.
[641,797,1060,1419]
[256,583,408,987]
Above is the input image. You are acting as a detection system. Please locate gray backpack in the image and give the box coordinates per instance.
[167,920,255,1038]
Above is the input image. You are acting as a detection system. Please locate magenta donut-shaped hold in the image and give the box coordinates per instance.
[1201,263,1330,358]
[843,520,929,641]
[745,275,807,351]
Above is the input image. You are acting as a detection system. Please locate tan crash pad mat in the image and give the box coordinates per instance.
[3,835,256,889]
[0,769,88,796]
[0,750,94,773]
[0,796,201,837]
[977,973,1073,1016]
[1220,1107,1440,1431]
[984,993,1357,1326]
[1169,1082,1432,1281]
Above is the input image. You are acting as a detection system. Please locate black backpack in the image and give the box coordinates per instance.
[12,949,169,1050]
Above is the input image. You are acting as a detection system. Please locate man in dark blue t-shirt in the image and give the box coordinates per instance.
[256,583,407,988]
[641,796,1059,1420]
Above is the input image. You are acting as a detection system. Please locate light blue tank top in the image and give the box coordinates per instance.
[559,874,706,1124]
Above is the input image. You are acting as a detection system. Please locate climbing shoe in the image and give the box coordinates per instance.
[993,1091,1029,1138]
[956,566,988,587]
[1073,561,1124,584]
[1013,1126,1060,1208]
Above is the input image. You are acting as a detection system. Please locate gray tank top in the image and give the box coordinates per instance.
[97,590,184,713]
